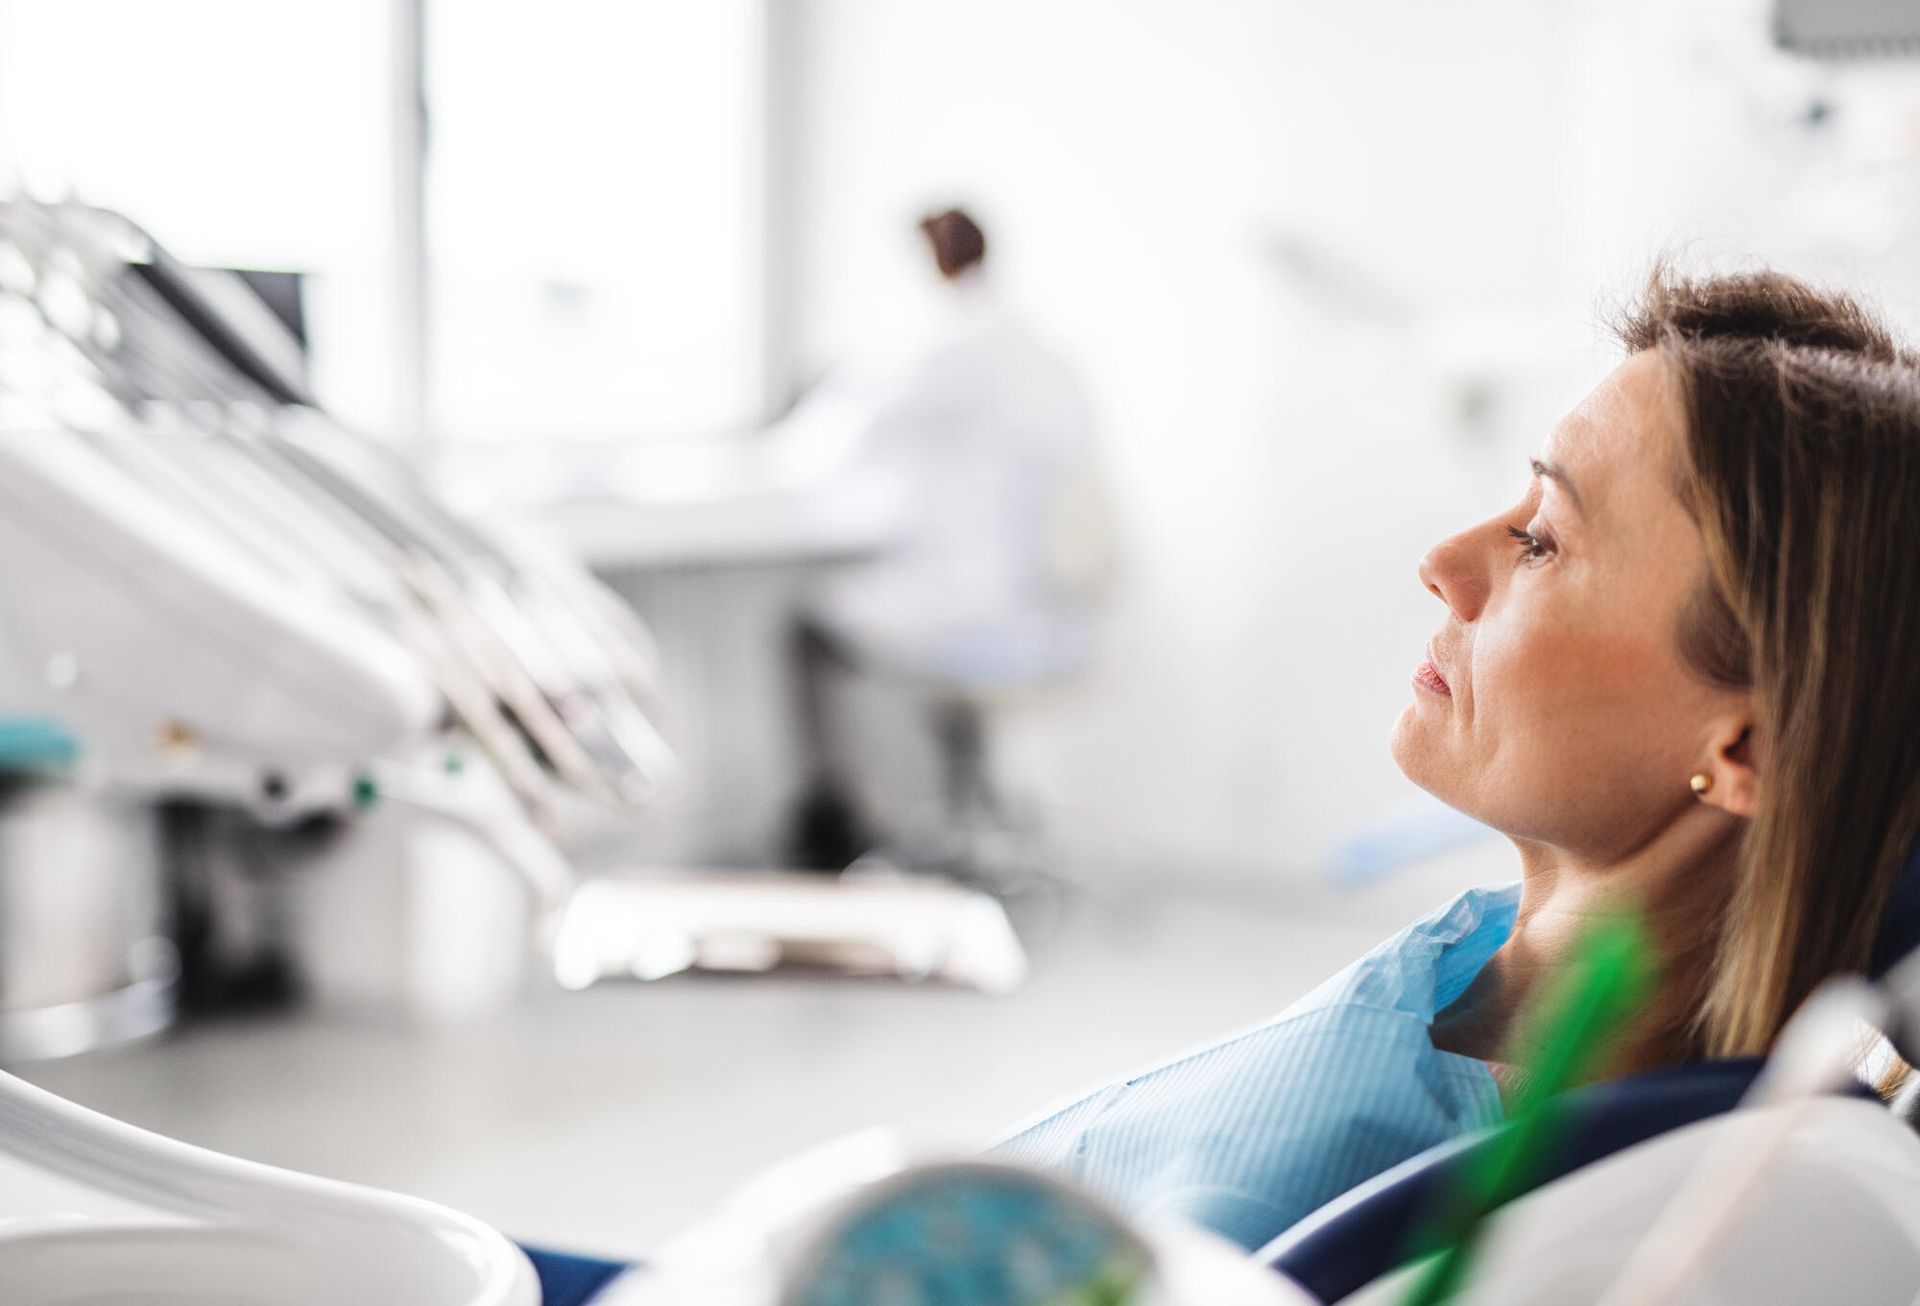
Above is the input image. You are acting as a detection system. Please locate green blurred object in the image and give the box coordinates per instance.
[1399,909,1655,1306]
[0,717,79,776]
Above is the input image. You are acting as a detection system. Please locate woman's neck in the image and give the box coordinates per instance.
[1435,813,1743,1078]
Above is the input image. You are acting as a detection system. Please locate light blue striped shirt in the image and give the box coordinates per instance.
[988,884,1519,1250]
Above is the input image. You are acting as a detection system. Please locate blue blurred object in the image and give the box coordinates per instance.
[0,717,78,775]
[787,1162,1153,1306]
[517,1245,631,1306]
[1326,800,1494,889]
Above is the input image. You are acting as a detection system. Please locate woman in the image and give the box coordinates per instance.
[991,268,1920,1251]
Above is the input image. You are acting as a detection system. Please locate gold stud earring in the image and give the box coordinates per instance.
[1690,773,1713,797]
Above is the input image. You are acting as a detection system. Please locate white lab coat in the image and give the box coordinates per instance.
[780,276,1106,682]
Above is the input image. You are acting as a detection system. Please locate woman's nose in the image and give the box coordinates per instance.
[1417,526,1490,622]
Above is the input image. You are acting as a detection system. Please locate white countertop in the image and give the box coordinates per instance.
[434,436,909,572]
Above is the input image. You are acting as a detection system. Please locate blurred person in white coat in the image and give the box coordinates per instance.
[781,208,1109,870]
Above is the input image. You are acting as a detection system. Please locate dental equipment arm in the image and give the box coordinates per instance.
[0,193,679,1019]
[0,425,438,779]
[0,196,672,820]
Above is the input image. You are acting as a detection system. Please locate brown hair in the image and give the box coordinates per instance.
[919,209,987,280]
[1617,268,1920,1057]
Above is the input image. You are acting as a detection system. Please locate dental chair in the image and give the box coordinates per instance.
[1261,839,1920,1304]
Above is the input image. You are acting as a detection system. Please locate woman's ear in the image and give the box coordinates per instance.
[1697,720,1758,818]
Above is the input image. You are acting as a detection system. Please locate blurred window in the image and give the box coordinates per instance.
[0,0,767,444]
[427,0,765,445]
[0,0,396,430]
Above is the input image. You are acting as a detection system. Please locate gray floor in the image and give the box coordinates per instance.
[12,849,1504,1259]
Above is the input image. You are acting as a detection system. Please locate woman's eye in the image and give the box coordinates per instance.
[1505,524,1552,564]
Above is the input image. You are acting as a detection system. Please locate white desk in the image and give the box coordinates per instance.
[544,471,905,572]
[438,434,907,567]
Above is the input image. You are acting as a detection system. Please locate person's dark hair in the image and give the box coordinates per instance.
[1616,267,1920,1056]
[919,209,987,280]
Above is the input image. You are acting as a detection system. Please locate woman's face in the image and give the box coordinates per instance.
[1390,351,1746,860]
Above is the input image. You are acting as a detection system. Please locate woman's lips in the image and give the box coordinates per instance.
[1414,646,1451,696]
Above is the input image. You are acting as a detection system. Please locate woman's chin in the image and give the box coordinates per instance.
[1389,706,1447,797]
[1389,702,1421,765]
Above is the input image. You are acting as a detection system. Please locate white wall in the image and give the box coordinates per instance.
[785,0,1607,881]
[785,0,1920,886]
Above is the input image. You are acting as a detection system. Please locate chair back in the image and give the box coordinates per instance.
[1869,838,1920,980]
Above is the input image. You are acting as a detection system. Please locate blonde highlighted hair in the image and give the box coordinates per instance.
[1616,268,1920,1058]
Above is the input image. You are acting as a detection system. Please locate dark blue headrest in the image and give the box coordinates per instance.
[1868,839,1920,980]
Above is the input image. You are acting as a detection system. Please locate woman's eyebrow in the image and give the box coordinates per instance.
[1530,457,1583,511]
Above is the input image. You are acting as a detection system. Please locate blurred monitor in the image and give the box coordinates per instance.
[1775,0,1920,57]
[227,269,307,354]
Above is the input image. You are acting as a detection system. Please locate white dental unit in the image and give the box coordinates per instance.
[0,195,685,1032]
[0,194,679,1300]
